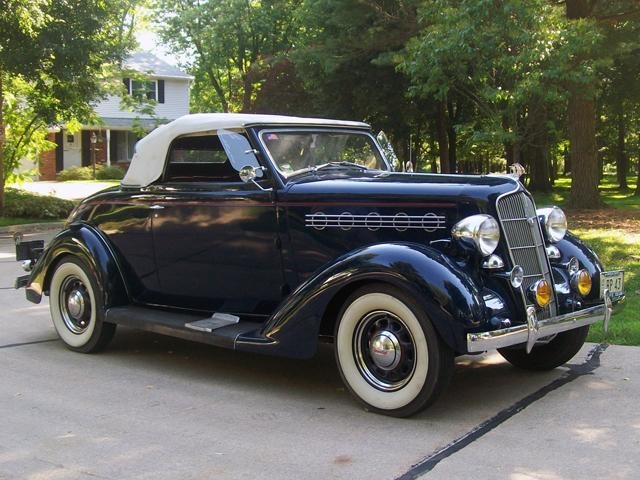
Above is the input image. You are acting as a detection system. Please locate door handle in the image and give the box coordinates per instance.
[149,204,165,210]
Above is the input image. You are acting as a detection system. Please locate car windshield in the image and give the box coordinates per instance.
[260,130,388,177]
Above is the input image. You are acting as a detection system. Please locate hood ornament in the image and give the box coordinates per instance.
[508,163,526,179]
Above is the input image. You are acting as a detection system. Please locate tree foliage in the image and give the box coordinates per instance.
[0,0,138,213]
[154,0,301,113]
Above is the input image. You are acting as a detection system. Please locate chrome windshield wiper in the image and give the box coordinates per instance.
[286,161,369,178]
[314,161,369,171]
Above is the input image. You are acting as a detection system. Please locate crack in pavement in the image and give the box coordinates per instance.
[396,343,608,479]
[0,338,58,349]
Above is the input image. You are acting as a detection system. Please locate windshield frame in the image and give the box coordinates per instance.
[256,127,391,181]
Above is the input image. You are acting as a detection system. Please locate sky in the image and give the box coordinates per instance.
[135,28,178,66]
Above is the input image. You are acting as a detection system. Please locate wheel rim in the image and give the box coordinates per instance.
[59,275,92,334]
[353,310,417,392]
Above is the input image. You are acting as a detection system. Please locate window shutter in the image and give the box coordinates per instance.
[123,78,130,94]
[158,80,165,103]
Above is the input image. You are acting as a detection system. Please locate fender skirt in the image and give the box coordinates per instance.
[236,243,487,358]
[24,223,128,309]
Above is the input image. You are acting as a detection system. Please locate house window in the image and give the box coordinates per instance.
[132,80,157,101]
[123,78,165,103]
[111,131,140,163]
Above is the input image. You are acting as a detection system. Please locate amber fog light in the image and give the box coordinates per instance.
[571,269,592,297]
[534,279,552,307]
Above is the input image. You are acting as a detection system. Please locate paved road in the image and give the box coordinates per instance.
[0,231,638,479]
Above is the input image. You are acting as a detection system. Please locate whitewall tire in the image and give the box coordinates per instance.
[49,256,116,353]
[335,284,454,417]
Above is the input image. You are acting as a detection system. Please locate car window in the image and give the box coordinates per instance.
[260,130,386,177]
[164,132,247,182]
[219,129,262,175]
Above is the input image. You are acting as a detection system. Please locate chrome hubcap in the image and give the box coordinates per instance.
[59,276,92,335]
[354,310,417,392]
[369,331,401,370]
[66,290,85,318]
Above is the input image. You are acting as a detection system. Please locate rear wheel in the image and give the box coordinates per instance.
[49,256,116,353]
[498,326,589,370]
[335,284,454,417]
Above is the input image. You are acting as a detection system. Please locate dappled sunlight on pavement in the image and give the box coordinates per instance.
[10,181,117,201]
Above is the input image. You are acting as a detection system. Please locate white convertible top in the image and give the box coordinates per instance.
[121,113,371,187]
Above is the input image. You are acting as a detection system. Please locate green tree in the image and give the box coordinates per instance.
[402,0,572,187]
[563,0,640,207]
[0,0,138,214]
[154,0,300,113]
[292,0,422,165]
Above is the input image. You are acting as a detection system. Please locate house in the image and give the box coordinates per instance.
[39,52,192,180]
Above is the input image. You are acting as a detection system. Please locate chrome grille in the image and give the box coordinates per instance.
[496,191,556,319]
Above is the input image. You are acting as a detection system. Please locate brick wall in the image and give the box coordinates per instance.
[39,133,57,181]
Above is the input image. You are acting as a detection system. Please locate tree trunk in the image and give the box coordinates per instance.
[563,144,570,175]
[242,75,253,112]
[436,100,449,173]
[0,73,5,216]
[447,101,457,173]
[567,93,601,207]
[615,98,629,190]
[527,102,552,192]
[566,0,602,208]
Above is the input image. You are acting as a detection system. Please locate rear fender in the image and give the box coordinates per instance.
[236,243,487,358]
[25,223,129,308]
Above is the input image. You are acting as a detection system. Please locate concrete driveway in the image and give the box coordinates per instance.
[0,230,638,480]
[10,181,116,201]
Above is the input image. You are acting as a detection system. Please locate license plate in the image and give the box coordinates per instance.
[600,270,624,298]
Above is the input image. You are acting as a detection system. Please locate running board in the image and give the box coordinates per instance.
[185,313,239,332]
[106,306,260,350]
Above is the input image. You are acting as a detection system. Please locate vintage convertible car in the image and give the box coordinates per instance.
[16,113,625,417]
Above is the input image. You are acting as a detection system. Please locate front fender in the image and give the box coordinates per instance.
[554,232,605,304]
[25,223,129,308]
[237,243,487,358]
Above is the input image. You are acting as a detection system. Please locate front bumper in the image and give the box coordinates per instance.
[467,290,622,353]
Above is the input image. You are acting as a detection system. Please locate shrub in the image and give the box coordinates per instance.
[4,188,76,219]
[57,164,125,181]
[95,165,125,180]
[57,166,94,181]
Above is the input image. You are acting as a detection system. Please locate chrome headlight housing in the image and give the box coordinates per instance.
[452,214,500,256]
[537,206,567,243]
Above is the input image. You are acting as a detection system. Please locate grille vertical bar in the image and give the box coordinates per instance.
[496,191,556,319]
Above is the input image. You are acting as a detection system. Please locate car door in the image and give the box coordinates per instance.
[148,129,285,315]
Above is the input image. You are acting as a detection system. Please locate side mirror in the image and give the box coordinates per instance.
[239,165,257,183]
[239,165,271,192]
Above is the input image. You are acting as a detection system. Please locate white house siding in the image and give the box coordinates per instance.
[93,78,190,122]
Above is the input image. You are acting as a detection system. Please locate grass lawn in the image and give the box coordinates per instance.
[0,217,61,228]
[533,174,639,346]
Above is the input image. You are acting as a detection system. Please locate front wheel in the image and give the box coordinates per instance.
[49,256,116,353]
[335,284,454,417]
[498,325,589,371]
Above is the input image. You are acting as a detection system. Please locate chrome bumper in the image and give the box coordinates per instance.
[467,290,620,353]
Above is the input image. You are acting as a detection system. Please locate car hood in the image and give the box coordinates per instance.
[282,171,522,212]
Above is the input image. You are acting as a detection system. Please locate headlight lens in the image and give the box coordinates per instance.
[533,279,552,307]
[452,214,500,256]
[537,206,567,243]
[571,269,592,297]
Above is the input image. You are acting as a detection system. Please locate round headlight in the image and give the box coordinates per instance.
[452,214,501,256]
[537,206,567,243]
[533,279,552,307]
[571,269,592,297]
[510,265,524,288]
